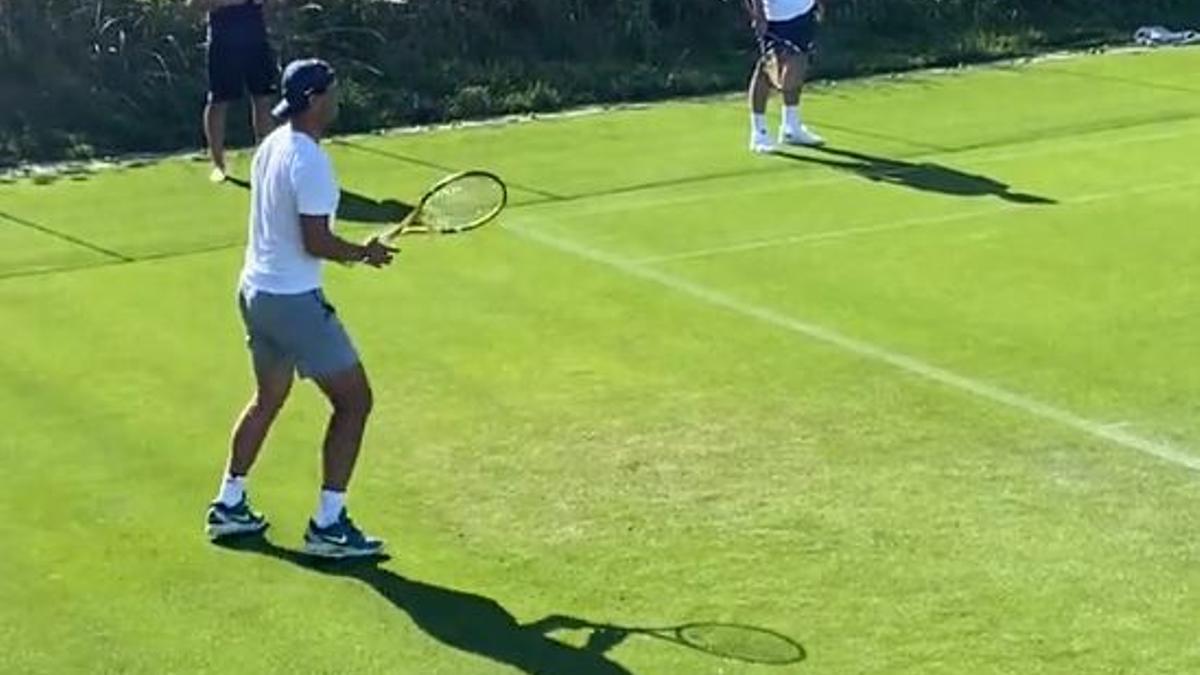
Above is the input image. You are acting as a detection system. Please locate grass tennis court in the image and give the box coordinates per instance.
[2,47,1199,674]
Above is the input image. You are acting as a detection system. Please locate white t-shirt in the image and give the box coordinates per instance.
[240,125,340,295]
[763,0,816,22]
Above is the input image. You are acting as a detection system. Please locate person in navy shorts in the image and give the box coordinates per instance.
[190,0,280,182]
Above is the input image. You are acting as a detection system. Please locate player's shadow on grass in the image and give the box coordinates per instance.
[216,535,632,674]
[225,176,413,224]
[776,146,1057,204]
[214,536,805,674]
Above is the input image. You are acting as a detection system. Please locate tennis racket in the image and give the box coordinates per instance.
[376,170,507,241]
[582,621,806,665]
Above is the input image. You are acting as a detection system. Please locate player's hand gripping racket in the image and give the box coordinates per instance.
[377,170,508,241]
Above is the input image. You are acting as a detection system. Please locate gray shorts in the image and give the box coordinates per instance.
[237,286,360,380]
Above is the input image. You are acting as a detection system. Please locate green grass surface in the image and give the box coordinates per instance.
[2,47,1200,674]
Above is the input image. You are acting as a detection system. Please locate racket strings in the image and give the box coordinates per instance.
[421,176,505,232]
[675,623,804,665]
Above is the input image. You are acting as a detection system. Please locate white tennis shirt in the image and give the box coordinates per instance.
[763,0,816,22]
[240,125,341,294]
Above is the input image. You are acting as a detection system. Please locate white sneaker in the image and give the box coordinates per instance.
[780,125,825,147]
[749,132,776,154]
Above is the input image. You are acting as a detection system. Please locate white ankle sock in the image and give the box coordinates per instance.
[315,489,346,528]
[783,105,800,131]
[751,113,768,135]
[216,474,245,507]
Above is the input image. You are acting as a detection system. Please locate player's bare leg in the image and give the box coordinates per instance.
[778,51,824,146]
[304,363,384,558]
[251,95,277,142]
[204,100,230,182]
[749,55,776,153]
[228,363,294,476]
[205,362,292,540]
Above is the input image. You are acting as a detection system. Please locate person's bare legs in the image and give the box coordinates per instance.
[778,51,824,145]
[315,363,373,492]
[250,95,277,142]
[779,51,806,107]
[206,362,293,539]
[227,363,294,477]
[204,100,230,181]
[305,363,384,556]
[748,55,775,151]
[749,56,773,115]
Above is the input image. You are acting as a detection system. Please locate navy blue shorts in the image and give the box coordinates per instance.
[207,37,278,103]
[760,10,818,57]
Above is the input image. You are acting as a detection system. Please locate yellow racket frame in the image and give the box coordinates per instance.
[379,170,508,241]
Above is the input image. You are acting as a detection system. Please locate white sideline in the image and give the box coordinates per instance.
[507,220,1200,472]
[632,176,1200,265]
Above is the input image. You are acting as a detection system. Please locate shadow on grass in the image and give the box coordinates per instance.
[224,176,413,224]
[214,535,805,674]
[776,145,1057,204]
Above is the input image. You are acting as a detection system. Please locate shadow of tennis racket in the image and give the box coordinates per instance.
[531,615,806,665]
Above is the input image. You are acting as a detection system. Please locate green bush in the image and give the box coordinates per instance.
[2,0,1198,166]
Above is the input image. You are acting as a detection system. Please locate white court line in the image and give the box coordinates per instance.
[507,220,1200,473]
[635,204,1027,265]
[521,123,1199,222]
[632,176,1200,265]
